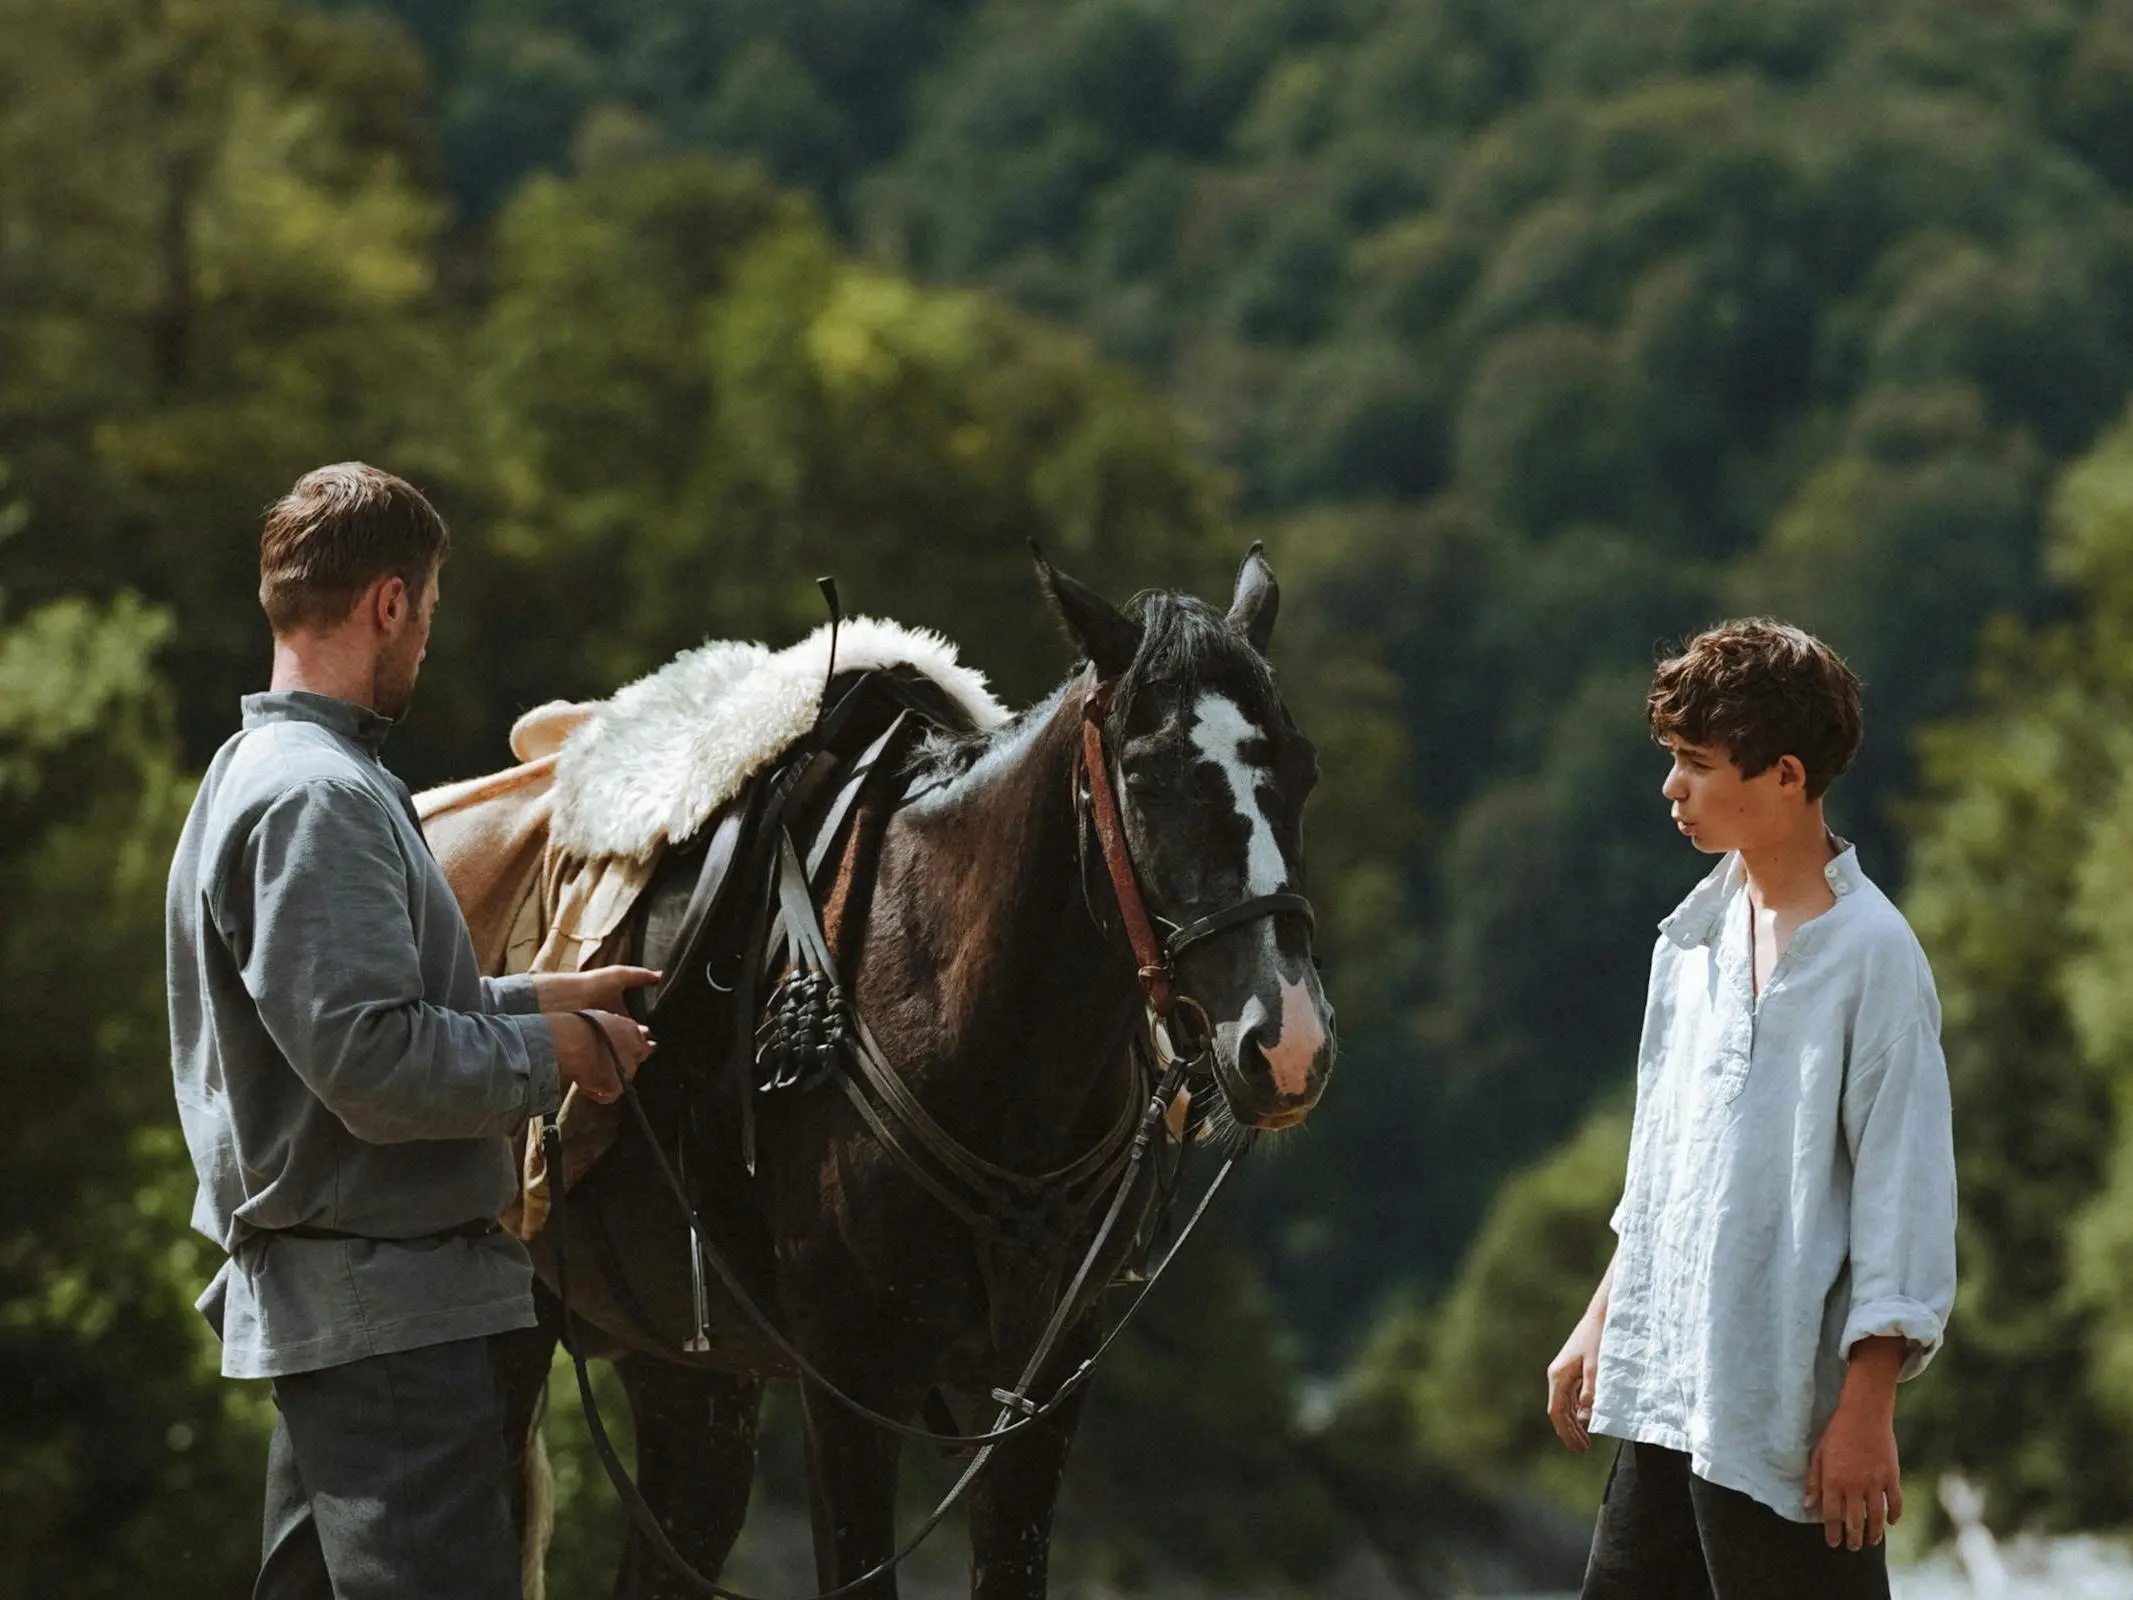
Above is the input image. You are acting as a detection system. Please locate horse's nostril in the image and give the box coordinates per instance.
[1243,1018,1322,1100]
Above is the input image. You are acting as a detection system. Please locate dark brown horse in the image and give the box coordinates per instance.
[494,549,1336,1598]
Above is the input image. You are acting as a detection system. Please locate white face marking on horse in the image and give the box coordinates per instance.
[1188,694,1286,896]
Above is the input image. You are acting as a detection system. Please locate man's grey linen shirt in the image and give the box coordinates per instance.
[1589,843,1957,1522]
[167,691,561,1379]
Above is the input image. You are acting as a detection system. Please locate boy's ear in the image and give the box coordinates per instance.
[1776,754,1809,792]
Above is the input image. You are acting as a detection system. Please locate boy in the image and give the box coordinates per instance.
[1544,620,1957,1599]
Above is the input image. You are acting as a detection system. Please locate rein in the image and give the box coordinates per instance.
[547,1017,1245,1600]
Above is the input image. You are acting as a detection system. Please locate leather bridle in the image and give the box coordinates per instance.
[1079,677,1317,1051]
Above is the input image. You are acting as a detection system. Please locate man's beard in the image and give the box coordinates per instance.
[372,652,420,723]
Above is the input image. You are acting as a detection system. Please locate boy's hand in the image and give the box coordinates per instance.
[1805,1336,1907,1549]
[1545,1311,1604,1451]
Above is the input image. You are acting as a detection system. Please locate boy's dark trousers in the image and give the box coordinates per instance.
[253,1335,521,1600]
[1581,1440,1890,1600]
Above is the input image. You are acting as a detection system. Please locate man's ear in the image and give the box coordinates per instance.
[372,574,408,630]
[1030,542,1143,680]
[1776,754,1809,792]
[1228,541,1278,656]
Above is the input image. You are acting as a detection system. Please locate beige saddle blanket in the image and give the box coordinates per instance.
[418,702,651,1239]
[416,617,1011,1239]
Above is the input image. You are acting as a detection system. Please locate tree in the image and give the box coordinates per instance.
[413,145,1231,787]
[0,0,458,765]
[0,590,268,1596]
[1894,405,2133,1527]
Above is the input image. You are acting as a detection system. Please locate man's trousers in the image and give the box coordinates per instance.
[254,1335,521,1600]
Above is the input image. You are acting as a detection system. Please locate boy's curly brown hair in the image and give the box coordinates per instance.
[1648,620,1863,799]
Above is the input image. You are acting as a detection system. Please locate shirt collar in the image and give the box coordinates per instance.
[241,690,394,756]
[1822,835,1862,899]
[1659,834,1858,950]
[1659,854,1743,950]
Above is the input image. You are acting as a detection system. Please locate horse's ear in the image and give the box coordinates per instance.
[1228,541,1278,655]
[1030,542,1142,680]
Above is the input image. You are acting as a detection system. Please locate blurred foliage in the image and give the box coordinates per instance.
[1057,1234,1350,1585]
[0,590,271,1596]
[0,0,457,764]
[22,0,2133,1586]
[452,146,1227,749]
[1,0,1229,787]
[1323,1106,1625,1515]
[1890,408,2133,1530]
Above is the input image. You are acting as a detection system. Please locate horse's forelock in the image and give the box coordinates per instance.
[1112,590,1280,735]
[910,587,1283,789]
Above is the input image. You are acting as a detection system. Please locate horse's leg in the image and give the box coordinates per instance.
[609,1357,765,1600]
[801,1380,908,1598]
[966,1335,1096,1600]
[494,1293,563,1600]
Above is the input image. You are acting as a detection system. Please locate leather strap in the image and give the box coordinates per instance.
[647,795,756,1024]
[1163,892,1315,962]
[267,1218,498,1244]
[1080,685,1174,1017]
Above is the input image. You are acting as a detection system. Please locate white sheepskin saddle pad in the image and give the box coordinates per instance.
[536,616,1010,863]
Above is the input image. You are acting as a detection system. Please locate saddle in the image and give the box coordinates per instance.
[419,624,1004,1239]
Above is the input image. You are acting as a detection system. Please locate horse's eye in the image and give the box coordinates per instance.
[1123,770,1170,801]
[1284,750,1320,798]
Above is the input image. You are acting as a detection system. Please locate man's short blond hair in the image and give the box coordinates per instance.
[259,463,449,634]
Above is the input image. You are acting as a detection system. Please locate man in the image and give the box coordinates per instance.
[1544,620,1958,1599]
[168,462,659,1598]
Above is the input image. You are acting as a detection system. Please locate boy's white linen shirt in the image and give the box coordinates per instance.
[1589,842,1957,1522]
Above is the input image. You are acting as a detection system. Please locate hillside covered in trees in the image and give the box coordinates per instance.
[15,0,2133,1590]
[342,0,2133,1325]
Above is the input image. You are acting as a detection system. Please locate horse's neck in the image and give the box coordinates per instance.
[865,685,1140,1162]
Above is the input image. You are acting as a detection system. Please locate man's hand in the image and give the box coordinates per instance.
[536,965,661,1018]
[1805,1336,1906,1550]
[1546,1311,1604,1451]
[547,1008,655,1106]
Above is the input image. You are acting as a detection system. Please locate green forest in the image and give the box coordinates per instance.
[11,0,2133,1592]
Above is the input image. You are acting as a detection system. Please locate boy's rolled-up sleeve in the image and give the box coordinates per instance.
[230,781,559,1143]
[1840,1019,1958,1380]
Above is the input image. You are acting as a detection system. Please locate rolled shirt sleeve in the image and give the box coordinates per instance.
[1840,1020,1958,1379]
[481,972,544,1015]
[229,781,558,1143]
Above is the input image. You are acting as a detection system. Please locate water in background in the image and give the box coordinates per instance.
[712,1473,2133,1598]
[1886,1476,2133,1600]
